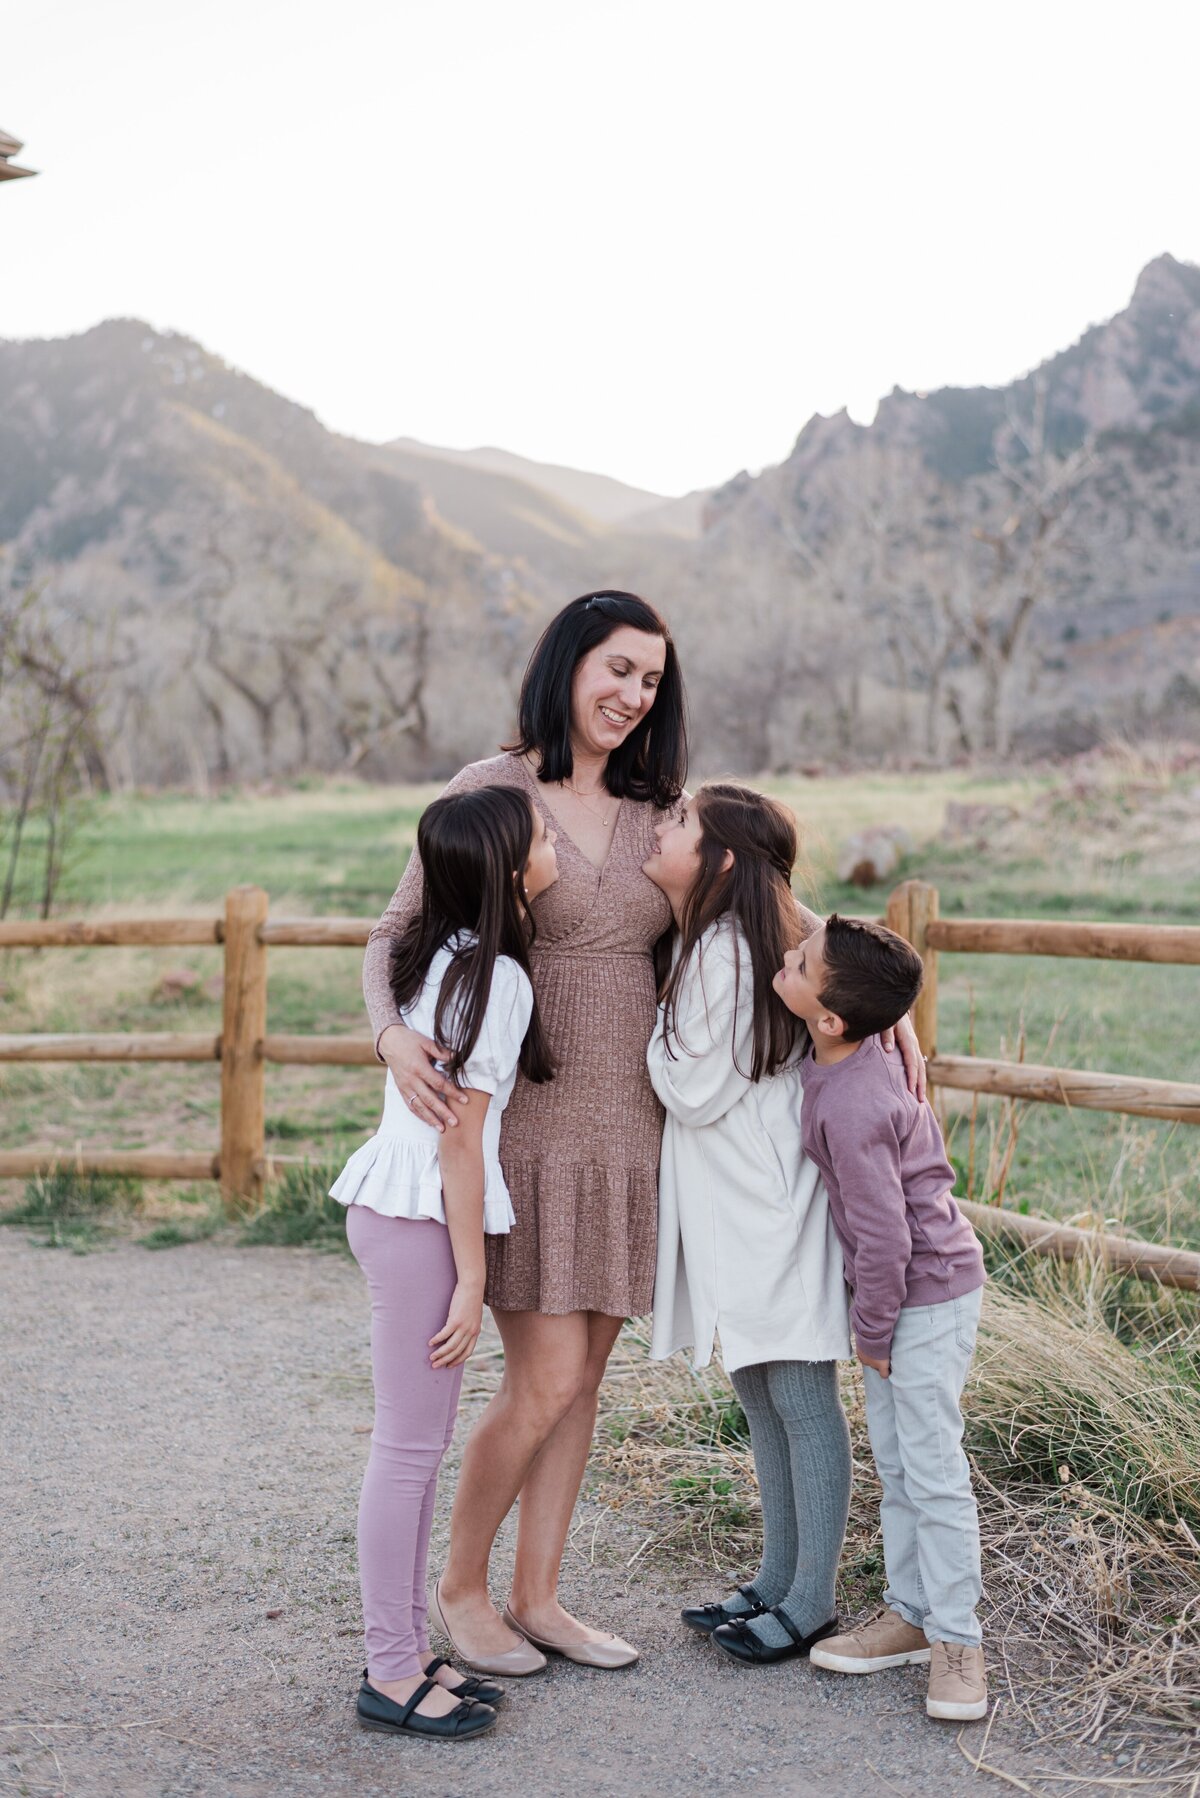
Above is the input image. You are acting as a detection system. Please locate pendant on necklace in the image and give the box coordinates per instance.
[562,781,613,826]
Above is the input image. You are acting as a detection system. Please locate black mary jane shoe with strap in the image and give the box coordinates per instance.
[711,1609,840,1666]
[423,1656,506,1707]
[362,1662,505,1709]
[681,1582,768,1636]
[356,1674,497,1740]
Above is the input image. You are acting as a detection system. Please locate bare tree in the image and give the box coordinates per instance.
[0,589,109,916]
[752,440,928,759]
[940,380,1094,756]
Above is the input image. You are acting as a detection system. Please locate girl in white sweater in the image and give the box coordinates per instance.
[643,781,852,1666]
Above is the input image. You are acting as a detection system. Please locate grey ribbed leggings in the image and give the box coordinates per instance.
[730,1359,852,1637]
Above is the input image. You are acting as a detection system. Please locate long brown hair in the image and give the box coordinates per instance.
[389,786,555,1085]
[658,782,805,1082]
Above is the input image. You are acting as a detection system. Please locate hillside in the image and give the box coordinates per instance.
[0,322,544,785]
[853,253,1200,478]
[1,258,1198,790]
[391,438,703,532]
[381,439,606,569]
[680,254,1200,768]
[382,439,705,563]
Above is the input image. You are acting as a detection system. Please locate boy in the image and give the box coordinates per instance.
[773,914,988,1722]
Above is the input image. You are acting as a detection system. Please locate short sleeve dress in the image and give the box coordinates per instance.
[361,753,673,1318]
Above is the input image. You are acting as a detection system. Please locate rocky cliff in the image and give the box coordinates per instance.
[687,255,1200,766]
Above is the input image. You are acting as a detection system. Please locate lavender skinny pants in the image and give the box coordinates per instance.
[346,1203,464,1680]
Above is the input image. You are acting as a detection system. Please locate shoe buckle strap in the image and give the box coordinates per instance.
[395,1676,436,1728]
[769,1606,805,1648]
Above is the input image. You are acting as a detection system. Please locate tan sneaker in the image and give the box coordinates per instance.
[809,1609,931,1673]
[926,1640,988,1720]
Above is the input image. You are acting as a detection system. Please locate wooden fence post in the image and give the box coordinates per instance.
[886,879,940,1107]
[221,886,269,1214]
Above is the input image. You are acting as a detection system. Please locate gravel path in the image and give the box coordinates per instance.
[1,1234,1102,1797]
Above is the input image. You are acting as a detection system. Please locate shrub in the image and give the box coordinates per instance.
[140,1216,219,1250]
[239,1163,349,1253]
[2,1168,142,1251]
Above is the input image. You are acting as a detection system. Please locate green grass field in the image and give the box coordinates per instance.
[3,753,1198,1244]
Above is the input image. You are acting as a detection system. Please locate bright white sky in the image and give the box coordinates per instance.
[4,0,1199,496]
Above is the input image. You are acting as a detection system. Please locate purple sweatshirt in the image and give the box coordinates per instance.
[799,1035,985,1361]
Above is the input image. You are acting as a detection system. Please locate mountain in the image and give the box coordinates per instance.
[0,321,544,786]
[840,253,1200,481]
[685,254,1200,768]
[2,258,1198,793]
[382,439,706,563]
[380,439,606,570]
[390,438,703,532]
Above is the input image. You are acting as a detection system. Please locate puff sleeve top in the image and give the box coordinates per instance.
[331,940,533,1235]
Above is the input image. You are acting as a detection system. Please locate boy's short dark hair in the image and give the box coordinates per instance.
[819,913,925,1042]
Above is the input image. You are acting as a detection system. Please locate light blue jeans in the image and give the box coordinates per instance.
[862,1286,983,1647]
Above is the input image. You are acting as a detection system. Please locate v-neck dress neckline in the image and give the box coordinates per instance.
[514,755,625,880]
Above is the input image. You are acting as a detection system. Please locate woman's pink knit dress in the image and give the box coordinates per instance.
[362,753,672,1318]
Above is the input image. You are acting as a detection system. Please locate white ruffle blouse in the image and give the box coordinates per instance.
[647,919,851,1375]
[330,942,532,1234]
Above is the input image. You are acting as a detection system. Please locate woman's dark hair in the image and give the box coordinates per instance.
[388,786,554,1085]
[507,591,687,810]
[659,782,806,1083]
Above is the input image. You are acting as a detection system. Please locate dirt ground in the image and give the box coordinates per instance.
[2,1233,1125,1798]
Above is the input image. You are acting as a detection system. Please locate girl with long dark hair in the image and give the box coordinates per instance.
[644,782,853,1667]
[332,785,558,1740]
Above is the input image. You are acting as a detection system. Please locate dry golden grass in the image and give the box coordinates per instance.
[591,1263,1200,1786]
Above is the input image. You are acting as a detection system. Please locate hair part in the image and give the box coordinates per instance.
[818,913,925,1043]
[659,781,805,1082]
[506,590,687,810]
[388,785,555,1084]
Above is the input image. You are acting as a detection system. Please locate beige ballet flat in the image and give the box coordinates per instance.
[429,1578,547,1676]
[503,1605,639,1669]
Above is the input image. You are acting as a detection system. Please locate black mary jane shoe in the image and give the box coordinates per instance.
[363,1663,505,1709]
[711,1609,840,1666]
[356,1674,497,1740]
[681,1583,769,1636]
[423,1656,506,1707]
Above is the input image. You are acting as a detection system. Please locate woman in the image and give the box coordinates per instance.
[362,590,686,1671]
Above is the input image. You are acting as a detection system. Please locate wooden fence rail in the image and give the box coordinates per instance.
[0,919,223,947]
[0,887,381,1214]
[925,917,1200,964]
[1,879,1197,1286]
[926,1055,1200,1126]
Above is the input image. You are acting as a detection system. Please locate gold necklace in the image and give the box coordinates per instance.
[561,777,614,827]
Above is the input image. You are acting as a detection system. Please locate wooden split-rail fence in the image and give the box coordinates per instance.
[2,880,1199,1290]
